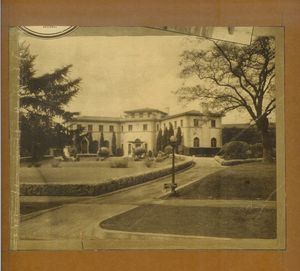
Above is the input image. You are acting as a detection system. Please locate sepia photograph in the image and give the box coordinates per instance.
[9,26,285,250]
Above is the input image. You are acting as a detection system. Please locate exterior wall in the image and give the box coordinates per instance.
[183,116,222,148]
[71,109,223,155]
[121,120,156,155]
[73,121,121,153]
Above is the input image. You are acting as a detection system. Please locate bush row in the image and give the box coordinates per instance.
[20,160,193,196]
[221,141,272,160]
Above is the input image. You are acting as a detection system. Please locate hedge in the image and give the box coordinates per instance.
[20,160,193,196]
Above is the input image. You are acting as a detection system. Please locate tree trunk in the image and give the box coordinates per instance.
[257,116,273,163]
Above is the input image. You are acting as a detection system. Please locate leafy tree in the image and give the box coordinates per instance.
[112,131,117,156]
[176,37,275,162]
[99,131,105,148]
[19,42,81,161]
[156,128,163,152]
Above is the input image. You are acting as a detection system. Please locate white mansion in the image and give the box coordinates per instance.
[71,108,222,156]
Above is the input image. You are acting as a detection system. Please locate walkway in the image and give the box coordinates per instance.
[19,157,225,248]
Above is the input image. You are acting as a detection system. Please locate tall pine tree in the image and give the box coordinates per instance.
[19,42,81,161]
[156,128,163,152]
[169,122,174,137]
[176,127,182,153]
[112,131,117,155]
[162,126,169,149]
[99,131,105,148]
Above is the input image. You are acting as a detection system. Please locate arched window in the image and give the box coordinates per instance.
[193,137,200,148]
[211,138,217,148]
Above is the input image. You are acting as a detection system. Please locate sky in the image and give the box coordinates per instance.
[19,29,254,124]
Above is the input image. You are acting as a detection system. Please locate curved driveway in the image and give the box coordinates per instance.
[19,157,224,249]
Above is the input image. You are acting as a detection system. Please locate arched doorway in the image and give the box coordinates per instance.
[134,138,142,148]
[211,137,217,147]
[193,137,200,147]
[81,137,89,153]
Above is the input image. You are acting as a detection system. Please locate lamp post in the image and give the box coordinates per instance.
[169,136,177,196]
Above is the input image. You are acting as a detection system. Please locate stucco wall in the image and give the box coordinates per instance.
[71,110,223,154]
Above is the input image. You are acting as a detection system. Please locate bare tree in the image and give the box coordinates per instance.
[176,36,276,162]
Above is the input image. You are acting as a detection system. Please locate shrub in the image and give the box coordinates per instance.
[222,141,249,160]
[116,148,124,157]
[134,147,146,159]
[144,159,154,168]
[164,145,173,155]
[98,147,110,158]
[249,143,263,158]
[110,157,129,168]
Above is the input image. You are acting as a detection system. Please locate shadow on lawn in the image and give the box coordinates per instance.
[177,162,276,201]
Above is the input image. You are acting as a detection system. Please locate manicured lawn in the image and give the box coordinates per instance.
[20,201,62,215]
[20,157,180,184]
[100,204,276,239]
[178,162,276,200]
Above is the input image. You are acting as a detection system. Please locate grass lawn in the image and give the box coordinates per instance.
[20,157,180,184]
[100,204,276,239]
[20,201,62,215]
[178,162,276,201]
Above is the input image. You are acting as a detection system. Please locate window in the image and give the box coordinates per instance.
[77,124,82,130]
[109,125,114,132]
[180,119,183,127]
[88,124,93,132]
[128,143,132,154]
[211,119,216,128]
[211,138,217,148]
[193,137,200,148]
[128,125,133,131]
[99,125,103,132]
[174,121,177,128]
[121,125,124,132]
[148,112,151,118]
[131,113,135,118]
[156,123,160,131]
[139,112,143,118]
[194,119,199,127]
[143,124,148,131]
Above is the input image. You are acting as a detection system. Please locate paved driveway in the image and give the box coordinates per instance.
[19,157,224,248]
